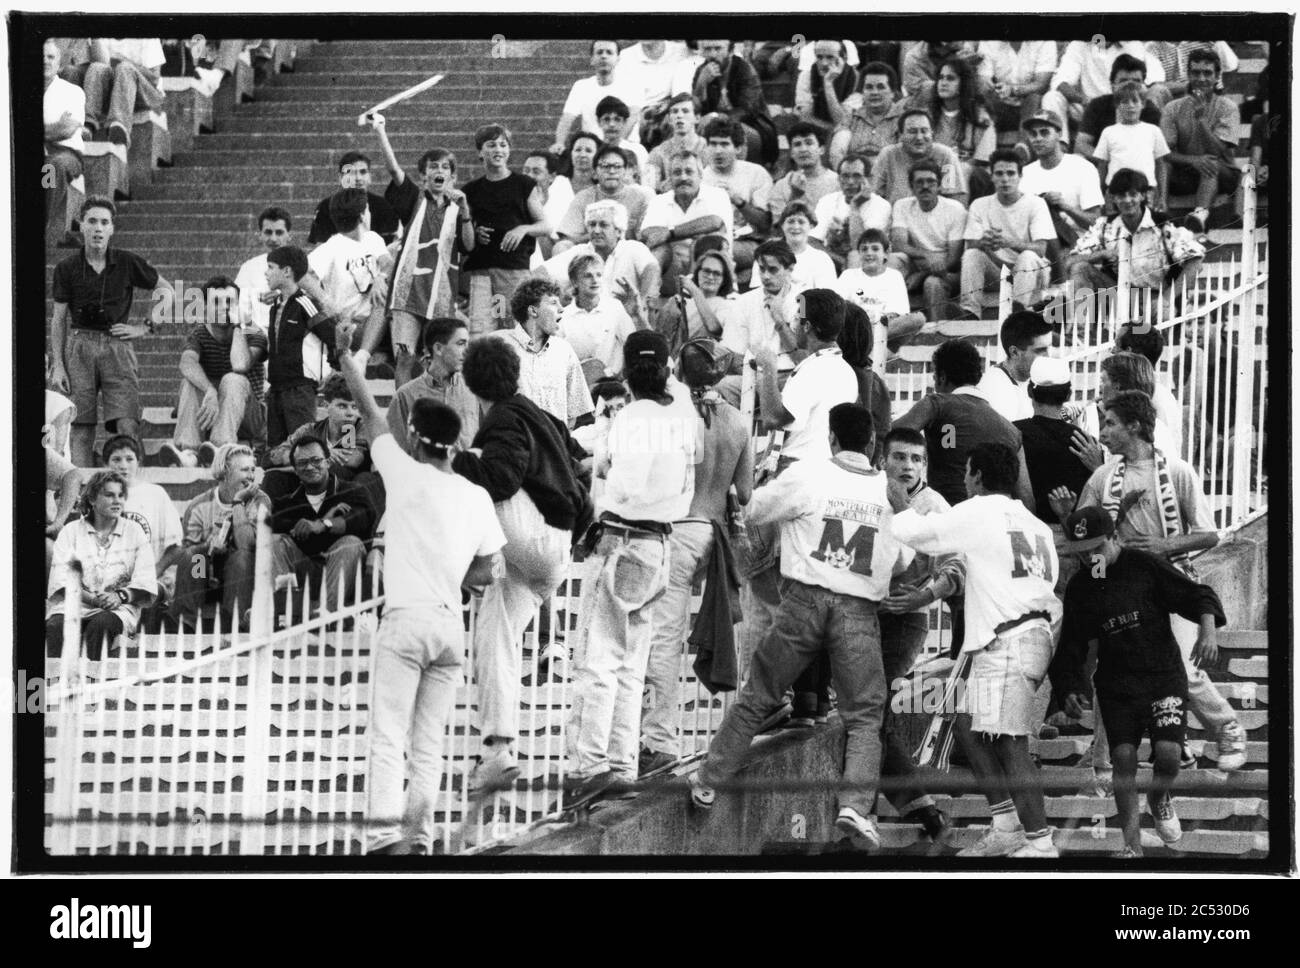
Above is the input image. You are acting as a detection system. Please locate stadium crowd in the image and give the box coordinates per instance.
[43,36,1259,857]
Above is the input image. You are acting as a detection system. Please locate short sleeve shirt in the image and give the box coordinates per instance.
[51,247,159,329]
[779,347,859,463]
[962,192,1056,247]
[703,161,774,239]
[1161,95,1241,155]
[890,196,967,257]
[184,325,268,401]
[873,144,967,205]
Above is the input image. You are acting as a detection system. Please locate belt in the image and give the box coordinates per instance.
[600,512,672,537]
[994,610,1053,636]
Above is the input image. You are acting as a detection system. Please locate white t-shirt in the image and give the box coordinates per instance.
[530,175,576,269]
[811,191,892,243]
[541,238,656,299]
[1094,121,1171,187]
[791,246,837,291]
[703,161,774,239]
[779,347,859,463]
[558,297,635,377]
[1020,154,1105,231]
[601,390,698,522]
[890,196,968,259]
[103,38,166,71]
[307,231,387,324]
[892,493,1062,654]
[976,363,1032,423]
[371,435,504,612]
[614,41,693,107]
[121,479,182,568]
[44,76,86,152]
[235,252,271,332]
[563,75,643,144]
[642,184,734,242]
[749,452,897,600]
[721,285,803,371]
[1152,382,1184,460]
[962,193,1056,255]
[835,267,910,318]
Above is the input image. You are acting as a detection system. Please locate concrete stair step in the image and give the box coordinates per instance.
[872,823,1268,856]
[1227,656,1267,679]
[880,792,1267,823]
[1217,629,1268,651]
[1035,736,1268,766]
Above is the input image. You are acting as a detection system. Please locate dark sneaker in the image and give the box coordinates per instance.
[156,442,196,467]
[903,804,952,842]
[562,769,615,810]
[107,122,129,147]
[638,749,677,777]
[196,441,218,468]
[688,770,716,810]
[757,702,793,734]
[785,715,815,729]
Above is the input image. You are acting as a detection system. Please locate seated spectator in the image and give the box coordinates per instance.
[811,154,891,272]
[495,278,594,428]
[901,41,981,97]
[54,38,106,140]
[366,117,473,386]
[873,109,969,206]
[172,443,270,631]
[958,149,1054,321]
[523,149,575,264]
[1019,110,1104,269]
[1249,97,1270,192]
[700,115,773,285]
[751,40,802,110]
[264,372,371,480]
[1159,48,1242,235]
[269,435,375,618]
[44,39,86,247]
[778,200,837,290]
[46,470,157,659]
[541,200,660,302]
[104,434,184,628]
[234,206,293,334]
[555,145,653,248]
[1074,54,1163,161]
[559,252,639,385]
[307,150,400,245]
[78,38,165,148]
[554,41,641,156]
[768,122,842,225]
[387,317,480,455]
[976,39,1057,134]
[44,389,82,582]
[829,61,907,169]
[613,40,697,145]
[1043,40,1165,144]
[558,130,602,195]
[1240,64,1268,124]
[1145,41,1238,102]
[1116,324,1184,456]
[886,159,966,321]
[1094,82,1171,202]
[461,123,550,336]
[308,188,392,334]
[654,249,739,355]
[795,41,858,140]
[160,276,267,468]
[1066,169,1205,323]
[975,309,1054,423]
[262,244,331,448]
[920,57,996,201]
[646,94,707,193]
[595,95,651,184]
[835,229,924,351]
[692,40,778,164]
[640,150,732,295]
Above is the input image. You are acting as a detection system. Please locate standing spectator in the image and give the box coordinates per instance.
[641,151,731,295]
[795,40,858,140]
[1019,111,1104,260]
[889,441,1062,857]
[307,150,400,245]
[496,278,593,428]
[44,38,86,247]
[958,149,1054,322]
[332,324,504,857]
[653,250,739,354]
[692,40,778,164]
[558,252,639,384]
[367,115,474,386]
[1061,351,1178,457]
[873,109,969,206]
[1116,325,1183,457]
[554,41,641,155]
[922,57,996,201]
[264,372,370,480]
[523,150,573,264]
[159,276,267,468]
[1159,49,1242,235]
[1043,41,1165,142]
[172,443,270,631]
[768,122,841,224]
[901,41,980,97]
[976,39,1057,135]
[976,309,1054,424]
[541,200,660,303]
[645,94,708,194]
[700,115,772,285]
[262,244,330,449]
[234,206,293,334]
[104,434,183,624]
[555,145,653,248]
[777,201,837,291]
[830,61,907,169]
[595,96,650,184]
[386,317,480,455]
[462,124,550,336]
[307,188,392,335]
[269,435,375,617]
[1074,54,1164,161]
[811,154,891,271]
[452,337,591,795]
[565,331,695,803]
[82,38,165,148]
[49,195,172,467]
[886,159,966,321]
[558,130,602,195]
[1093,82,1171,198]
[690,403,898,852]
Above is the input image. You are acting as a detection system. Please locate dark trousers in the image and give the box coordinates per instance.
[878,610,931,811]
[45,611,124,661]
[265,383,318,448]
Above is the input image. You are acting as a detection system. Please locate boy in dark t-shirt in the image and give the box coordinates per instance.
[1051,507,1226,858]
[263,245,334,447]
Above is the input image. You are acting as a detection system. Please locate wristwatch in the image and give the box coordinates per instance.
[116,589,129,605]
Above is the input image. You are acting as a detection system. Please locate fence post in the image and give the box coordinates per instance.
[1115,235,1131,341]
[51,566,85,855]
[998,265,1011,321]
[1229,165,1259,524]
[241,506,275,855]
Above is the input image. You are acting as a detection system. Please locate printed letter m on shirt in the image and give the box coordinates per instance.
[810,518,877,576]
[1008,530,1053,583]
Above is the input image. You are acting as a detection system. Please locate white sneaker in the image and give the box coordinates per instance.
[688,769,715,810]
[1009,832,1059,858]
[467,745,519,797]
[1088,768,1114,798]
[1147,793,1183,844]
[835,807,880,852]
[1215,721,1247,772]
[957,826,1027,857]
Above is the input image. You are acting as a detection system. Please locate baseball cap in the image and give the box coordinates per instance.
[1029,356,1071,388]
[1021,110,1064,133]
[624,330,669,368]
[1063,506,1116,552]
[677,338,733,389]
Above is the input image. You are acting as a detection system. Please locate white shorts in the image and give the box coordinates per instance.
[961,620,1054,737]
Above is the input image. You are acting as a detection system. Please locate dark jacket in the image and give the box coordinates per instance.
[695,55,778,164]
[690,521,743,694]
[269,473,376,558]
[453,393,592,534]
[839,302,892,463]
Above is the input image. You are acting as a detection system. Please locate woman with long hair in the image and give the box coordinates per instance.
[925,57,996,200]
[559,130,604,195]
[46,470,158,659]
[654,248,738,355]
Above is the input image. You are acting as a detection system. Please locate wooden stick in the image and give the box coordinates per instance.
[357,74,444,127]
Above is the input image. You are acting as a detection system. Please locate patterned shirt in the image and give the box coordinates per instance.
[495,325,594,427]
[47,516,158,633]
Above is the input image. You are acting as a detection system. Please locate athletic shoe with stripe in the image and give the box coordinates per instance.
[957,827,1027,857]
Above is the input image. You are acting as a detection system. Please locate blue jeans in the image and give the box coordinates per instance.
[879,610,931,812]
[702,578,886,817]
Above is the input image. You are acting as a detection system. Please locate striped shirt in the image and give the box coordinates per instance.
[183,325,268,401]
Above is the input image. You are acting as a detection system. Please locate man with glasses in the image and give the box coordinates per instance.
[872,109,968,207]
[555,145,654,250]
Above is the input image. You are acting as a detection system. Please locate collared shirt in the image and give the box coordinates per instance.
[889,483,965,612]
[557,184,654,242]
[47,515,157,631]
[767,167,841,222]
[386,369,482,454]
[1161,93,1241,155]
[647,133,709,192]
[873,143,967,205]
[642,184,734,242]
[558,297,635,380]
[51,246,160,329]
[977,363,1033,423]
[780,346,859,463]
[720,284,802,370]
[495,325,594,426]
[1051,41,1165,102]
[44,76,85,152]
[841,98,908,160]
[975,41,1059,97]
[1073,208,1204,290]
[103,38,166,71]
[234,252,272,333]
[540,238,657,299]
[614,41,693,107]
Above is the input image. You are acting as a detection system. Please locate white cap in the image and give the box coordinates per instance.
[1029,356,1070,388]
